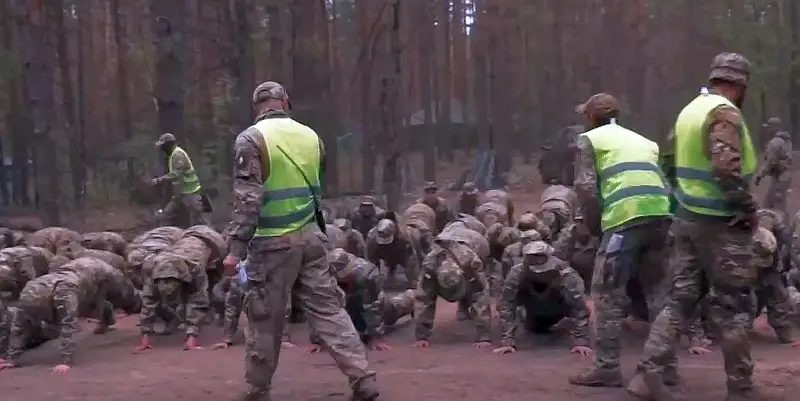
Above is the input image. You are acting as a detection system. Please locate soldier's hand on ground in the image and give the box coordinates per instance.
[281,341,296,349]
[412,340,430,348]
[133,335,154,353]
[369,340,392,351]
[50,364,70,375]
[211,341,231,350]
[222,254,240,275]
[183,335,202,350]
[570,346,593,356]
[0,359,17,370]
[492,346,516,355]
[306,344,323,354]
[473,341,492,349]
[688,345,711,356]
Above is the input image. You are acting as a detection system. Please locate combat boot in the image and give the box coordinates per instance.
[627,371,675,401]
[662,366,681,386]
[773,327,793,344]
[569,366,623,387]
[352,376,380,401]
[236,386,271,401]
[726,385,784,401]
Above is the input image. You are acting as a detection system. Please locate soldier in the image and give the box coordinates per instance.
[450,213,487,235]
[28,227,82,254]
[413,244,492,348]
[568,92,672,388]
[324,222,346,250]
[552,213,598,285]
[457,182,480,216]
[136,225,225,352]
[367,219,420,289]
[150,133,211,228]
[333,218,367,258]
[55,241,128,277]
[750,225,795,344]
[757,208,791,276]
[0,228,26,249]
[755,117,792,213]
[482,188,515,223]
[629,54,776,401]
[539,125,584,186]
[476,199,510,228]
[0,257,140,374]
[402,202,437,255]
[416,182,455,233]
[349,196,385,239]
[485,224,521,293]
[498,229,542,295]
[81,231,128,257]
[307,249,414,353]
[539,184,579,241]
[221,81,378,401]
[0,246,53,354]
[126,226,184,289]
[517,212,552,241]
[493,241,592,356]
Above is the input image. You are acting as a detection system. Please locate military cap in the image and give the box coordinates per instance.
[155,133,176,147]
[520,229,541,241]
[462,182,478,194]
[375,218,396,245]
[328,248,355,280]
[575,93,620,121]
[252,81,289,104]
[424,181,438,191]
[436,258,466,301]
[360,196,376,206]
[709,52,750,86]
[766,117,782,126]
[523,241,555,273]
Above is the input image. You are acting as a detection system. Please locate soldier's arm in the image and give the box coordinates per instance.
[355,233,367,259]
[705,106,757,215]
[53,284,81,366]
[414,272,438,341]
[227,129,266,259]
[498,263,524,347]
[573,136,602,236]
[497,248,514,297]
[558,267,590,348]
[366,235,381,266]
[362,264,387,338]
[469,259,492,343]
[756,139,780,179]
[552,226,574,260]
[4,306,29,364]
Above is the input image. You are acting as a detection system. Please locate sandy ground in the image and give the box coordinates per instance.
[1,300,799,401]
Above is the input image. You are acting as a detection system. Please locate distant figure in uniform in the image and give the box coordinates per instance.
[151,133,211,228]
[755,117,792,213]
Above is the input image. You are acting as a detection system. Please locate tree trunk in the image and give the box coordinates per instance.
[420,0,435,181]
[381,0,402,211]
[789,0,799,140]
[110,0,134,192]
[152,0,187,138]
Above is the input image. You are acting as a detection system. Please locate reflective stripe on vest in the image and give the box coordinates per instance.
[673,92,756,216]
[582,124,671,232]
[253,117,321,237]
[168,147,201,194]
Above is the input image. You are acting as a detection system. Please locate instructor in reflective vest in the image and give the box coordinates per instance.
[221,81,380,401]
[567,93,673,388]
[151,133,211,227]
[629,54,779,401]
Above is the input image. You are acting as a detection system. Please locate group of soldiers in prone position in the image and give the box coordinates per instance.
[0,179,798,380]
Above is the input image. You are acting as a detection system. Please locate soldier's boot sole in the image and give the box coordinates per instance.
[352,377,380,401]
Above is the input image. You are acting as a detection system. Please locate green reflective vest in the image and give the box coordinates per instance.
[581,124,671,232]
[253,118,321,237]
[673,92,756,217]
[168,146,201,194]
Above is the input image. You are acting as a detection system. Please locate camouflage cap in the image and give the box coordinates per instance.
[360,196,376,206]
[709,52,750,86]
[574,93,620,120]
[436,258,466,302]
[520,229,541,241]
[462,182,478,194]
[252,81,289,104]
[155,133,176,147]
[524,241,555,274]
[766,117,782,126]
[328,248,355,280]
[523,241,553,257]
[424,181,438,191]
[375,219,396,245]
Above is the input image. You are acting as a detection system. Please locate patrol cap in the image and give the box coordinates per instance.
[155,133,175,147]
[252,81,290,104]
[424,181,438,192]
[328,248,355,280]
[360,196,376,206]
[708,52,750,86]
[574,93,620,121]
[436,258,466,302]
[520,229,541,241]
[523,241,553,256]
[462,182,478,194]
[375,219,396,245]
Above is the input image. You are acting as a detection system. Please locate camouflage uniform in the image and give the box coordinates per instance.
[630,54,776,401]
[403,202,437,255]
[499,230,542,295]
[0,246,53,354]
[415,243,492,344]
[755,117,792,213]
[228,81,376,401]
[1,257,139,366]
[366,219,420,289]
[139,225,224,339]
[126,226,184,289]
[0,228,27,249]
[333,218,367,258]
[751,226,795,343]
[475,201,509,228]
[457,182,480,216]
[315,249,414,344]
[552,215,598,286]
[417,181,455,233]
[517,212,553,242]
[569,93,673,388]
[539,125,584,185]
[450,213,487,235]
[539,184,578,242]
[482,189,515,224]
[81,231,128,257]
[485,224,521,296]
[498,241,589,348]
[153,133,211,228]
[28,227,83,254]
[348,197,385,239]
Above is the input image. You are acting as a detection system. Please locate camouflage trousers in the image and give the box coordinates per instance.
[637,218,758,392]
[242,224,375,391]
[214,278,293,344]
[163,193,211,229]
[520,294,571,334]
[764,172,790,214]
[591,219,672,371]
[139,277,209,337]
[318,290,415,344]
[752,271,793,334]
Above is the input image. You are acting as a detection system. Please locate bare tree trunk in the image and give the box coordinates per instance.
[13,0,60,224]
[152,0,187,138]
[110,0,135,191]
[439,0,453,162]
[419,0,435,181]
[381,0,402,211]
[789,0,799,140]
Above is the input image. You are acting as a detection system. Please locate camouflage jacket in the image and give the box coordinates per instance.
[758,132,792,177]
[28,227,83,254]
[0,246,53,302]
[81,231,128,257]
[552,224,599,282]
[337,256,386,338]
[415,197,455,233]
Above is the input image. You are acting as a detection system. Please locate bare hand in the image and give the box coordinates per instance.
[281,341,296,349]
[134,335,153,353]
[51,364,71,375]
[688,345,711,356]
[223,254,240,273]
[412,340,430,348]
[473,341,492,349]
[492,346,516,355]
[0,359,17,370]
[211,342,230,350]
[306,344,322,354]
[369,340,392,351]
[150,178,160,186]
[570,346,593,356]
[183,336,202,351]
